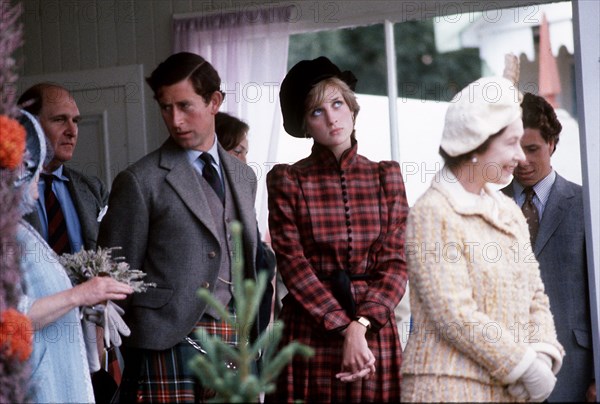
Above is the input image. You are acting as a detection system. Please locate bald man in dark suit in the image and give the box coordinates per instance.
[19,83,108,253]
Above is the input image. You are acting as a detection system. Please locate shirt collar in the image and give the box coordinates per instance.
[44,165,69,182]
[513,169,556,205]
[186,134,221,167]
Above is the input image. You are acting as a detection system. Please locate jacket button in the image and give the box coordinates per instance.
[201,281,210,289]
[208,251,217,259]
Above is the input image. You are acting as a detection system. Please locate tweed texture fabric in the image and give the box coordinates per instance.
[265,140,408,403]
[401,168,563,402]
[402,374,528,403]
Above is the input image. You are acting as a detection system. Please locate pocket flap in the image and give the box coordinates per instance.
[573,328,592,349]
[131,287,173,309]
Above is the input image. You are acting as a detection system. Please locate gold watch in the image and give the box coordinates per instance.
[356,316,371,329]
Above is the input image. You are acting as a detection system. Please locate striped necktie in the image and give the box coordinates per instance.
[42,174,70,255]
[522,186,540,247]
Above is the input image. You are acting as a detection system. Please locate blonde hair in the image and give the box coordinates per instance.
[303,77,360,136]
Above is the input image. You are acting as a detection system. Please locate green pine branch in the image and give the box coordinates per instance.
[190,221,313,402]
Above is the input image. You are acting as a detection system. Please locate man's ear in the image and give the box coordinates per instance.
[209,91,223,114]
[548,138,556,156]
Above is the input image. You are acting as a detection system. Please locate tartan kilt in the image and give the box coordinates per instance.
[135,313,238,404]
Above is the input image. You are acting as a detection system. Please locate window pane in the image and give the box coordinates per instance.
[288,24,387,96]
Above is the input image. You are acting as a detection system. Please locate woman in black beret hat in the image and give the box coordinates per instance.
[265,57,409,403]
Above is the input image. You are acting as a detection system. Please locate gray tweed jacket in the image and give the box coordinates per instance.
[97,138,259,351]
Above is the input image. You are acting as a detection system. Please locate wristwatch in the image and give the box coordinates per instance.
[356,316,371,329]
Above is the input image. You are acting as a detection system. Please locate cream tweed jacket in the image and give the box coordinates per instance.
[402,168,564,388]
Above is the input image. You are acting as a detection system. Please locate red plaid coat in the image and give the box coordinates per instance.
[265,141,408,403]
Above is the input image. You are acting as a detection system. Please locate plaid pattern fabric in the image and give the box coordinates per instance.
[136,313,238,403]
[106,347,122,385]
[265,141,409,403]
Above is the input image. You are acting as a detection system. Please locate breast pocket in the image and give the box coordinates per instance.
[131,286,173,309]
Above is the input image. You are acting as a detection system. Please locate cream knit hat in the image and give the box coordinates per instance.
[440,76,522,157]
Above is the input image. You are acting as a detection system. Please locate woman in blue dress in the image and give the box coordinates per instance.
[15,110,133,403]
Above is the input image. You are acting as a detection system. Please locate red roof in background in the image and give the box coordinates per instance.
[538,13,562,108]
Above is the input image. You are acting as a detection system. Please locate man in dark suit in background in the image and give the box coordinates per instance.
[503,92,594,402]
[18,83,108,253]
[18,83,115,402]
[98,52,266,403]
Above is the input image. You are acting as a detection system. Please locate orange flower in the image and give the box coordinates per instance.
[0,115,26,170]
[0,308,33,362]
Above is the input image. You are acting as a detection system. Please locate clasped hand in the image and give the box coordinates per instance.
[507,353,556,402]
[336,321,376,383]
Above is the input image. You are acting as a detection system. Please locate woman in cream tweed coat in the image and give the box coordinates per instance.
[401,77,564,402]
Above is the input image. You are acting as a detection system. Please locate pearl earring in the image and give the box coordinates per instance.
[471,156,478,164]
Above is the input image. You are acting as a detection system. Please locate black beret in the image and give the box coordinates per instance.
[279,56,357,138]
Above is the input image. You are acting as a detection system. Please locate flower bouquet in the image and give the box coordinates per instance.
[59,247,155,372]
[59,246,155,293]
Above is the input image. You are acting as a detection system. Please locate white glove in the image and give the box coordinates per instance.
[507,382,529,400]
[82,305,105,325]
[519,357,557,402]
[103,300,131,348]
[537,352,553,370]
[81,318,101,372]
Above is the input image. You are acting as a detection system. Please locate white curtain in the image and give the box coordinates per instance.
[173,7,292,236]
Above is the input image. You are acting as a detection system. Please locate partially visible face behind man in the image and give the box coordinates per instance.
[227,135,249,164]
[38,86,81,171]
[513,127,555,187]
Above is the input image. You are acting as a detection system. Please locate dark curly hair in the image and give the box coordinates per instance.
[521,92,562,153]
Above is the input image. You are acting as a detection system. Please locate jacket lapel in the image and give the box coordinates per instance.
[501,183,514,199]
[535,175,573,255]
[161,139,220,240]
[219,147,258,269]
